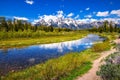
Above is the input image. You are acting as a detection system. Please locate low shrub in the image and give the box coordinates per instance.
[97,64,120,80]
[97,44,120,80]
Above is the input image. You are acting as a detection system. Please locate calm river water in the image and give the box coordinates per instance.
[0,34,104,75]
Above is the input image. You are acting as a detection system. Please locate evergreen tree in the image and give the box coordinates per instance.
[1,17,9,32]
[114,24,118,32]
[7,19,13,31]
[49,26,54,32]
[109,21,113,32]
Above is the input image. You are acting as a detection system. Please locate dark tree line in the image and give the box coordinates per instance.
[0,17,72,32]
[0,17,32,32]
[89,21,120,33]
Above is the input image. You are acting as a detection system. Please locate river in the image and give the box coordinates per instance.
[0,34,104,75]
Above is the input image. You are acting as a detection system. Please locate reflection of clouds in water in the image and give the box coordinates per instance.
[86,45,91,48]
[28,58,35,64]
[39,34,102,52]
[39,40,82,53]
[84,42,93,45]
[0,34,104,75]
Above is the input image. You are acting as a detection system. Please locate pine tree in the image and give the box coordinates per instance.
[109,21,113,32]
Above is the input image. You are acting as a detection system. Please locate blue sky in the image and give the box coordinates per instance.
[0,0,120,22]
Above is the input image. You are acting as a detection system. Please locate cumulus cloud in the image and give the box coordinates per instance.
[84,15,92,18]
[74,15,79,19]
[78,18,97,23]
[57,10,64,18]
[32,10,65,25]
[14,16,29,21]
[86,8,90,11]
[100,18,120,23]
[110,9,120,17]
[96,11,109,17]
[32,10,120,25]
[25,0,34,5]
[67,13,74,17]
[39,15,58,22]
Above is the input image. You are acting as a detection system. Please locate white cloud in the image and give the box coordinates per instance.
[32,10,120,25]
[25,0,34,5]
[35,10,64,25]
[57,10,64,18]
[67,13,74,17]
[96,11,109,17]
[78,18,97,23]
[84,15,92,18]
[39,15,58,22]
[14,16,29,21]
[86,8,90,11]
[100,18,120,24]
[110,9,120,17]
[57,10,63,15]
[74,15,79,19]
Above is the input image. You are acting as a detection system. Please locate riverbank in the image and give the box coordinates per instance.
[0,31,119,80]
[1,40,112,80]
[0,31,88,49]
[1,49,98,80]
[75,39,119,80]
[76,48,116,80]
[0,31,118,49]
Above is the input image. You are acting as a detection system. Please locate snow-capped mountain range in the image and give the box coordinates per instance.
[33,11,120,29]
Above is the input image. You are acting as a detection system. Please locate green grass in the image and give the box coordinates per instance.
[91,41,111,52]
[95,32,118,40]
[0,31,118,80]
[1,49,100,80]
[60,62,92,80]
[0,31,89,49]
[0,31,118,49]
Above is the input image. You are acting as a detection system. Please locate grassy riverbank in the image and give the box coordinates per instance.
[0,30,119,80]
[1,40,113,80]
[0,31,89,49]
[0,31,118,49]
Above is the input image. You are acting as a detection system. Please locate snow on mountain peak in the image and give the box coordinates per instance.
[32,11,120,29]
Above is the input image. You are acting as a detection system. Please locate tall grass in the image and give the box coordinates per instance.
[0,31,89,49]
[0,31,66,40]
[91,41,111,52]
